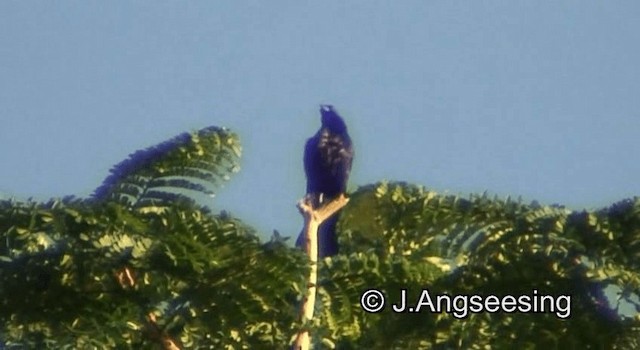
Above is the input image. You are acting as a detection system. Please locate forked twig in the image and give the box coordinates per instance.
[293,194,349,350]
[114,266,181,349]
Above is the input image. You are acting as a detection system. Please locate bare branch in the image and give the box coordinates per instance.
[293,194,349,350]
[115,266,182,350]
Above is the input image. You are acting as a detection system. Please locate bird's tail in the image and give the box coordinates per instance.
[295,213,339,258]
[318,214,339,257]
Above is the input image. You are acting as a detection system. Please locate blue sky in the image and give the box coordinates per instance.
[1,2,639,241]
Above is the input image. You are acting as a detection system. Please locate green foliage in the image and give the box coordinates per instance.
[2,125,640,349]
[0,198,307,349]
[338,182,640,348]
[92,126,242,209]
[0,127,306,349]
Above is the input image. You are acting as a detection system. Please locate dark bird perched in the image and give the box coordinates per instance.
[296,105,354,258]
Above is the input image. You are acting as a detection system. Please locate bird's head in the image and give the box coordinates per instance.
[320,104,348,133]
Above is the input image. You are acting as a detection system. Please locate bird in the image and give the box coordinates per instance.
[296,105,354,258]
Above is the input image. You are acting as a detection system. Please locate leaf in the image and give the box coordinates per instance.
[92,126,241,209]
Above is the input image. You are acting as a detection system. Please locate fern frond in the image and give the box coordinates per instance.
[92,126,241,209]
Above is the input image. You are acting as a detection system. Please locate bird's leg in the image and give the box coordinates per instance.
[303,193,324,209]
[303,193,316,209]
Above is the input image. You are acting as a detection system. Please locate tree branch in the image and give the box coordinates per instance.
[293,194,349,350]
[114,266,182,350]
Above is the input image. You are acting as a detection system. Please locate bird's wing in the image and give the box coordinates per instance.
[304,134,321,193]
